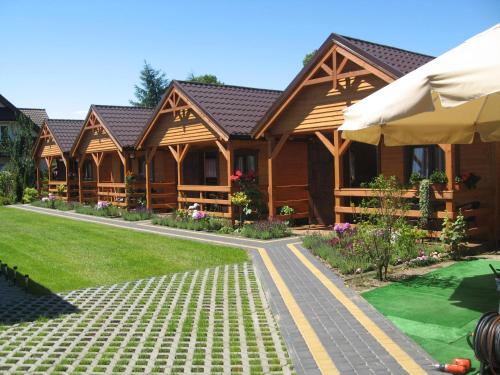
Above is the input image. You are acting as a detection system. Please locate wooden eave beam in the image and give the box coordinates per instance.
[168,145,179,162]
[336,47,395,83]
[147,146,158,163]
[178,144,191,163]
[215,140,229,160]
[339,138,352,156]
[314,131,336,157]
[270,132,291,160]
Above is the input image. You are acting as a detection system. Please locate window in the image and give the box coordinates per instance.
[406,145,445,179]
[0,126,8,141]
[234,150,257,175]
[204,151,218,185]
[137,156,146,179]
[82,160,93,180]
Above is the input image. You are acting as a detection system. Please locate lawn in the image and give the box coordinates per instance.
[363,259,500,370]
[0,207,247,293]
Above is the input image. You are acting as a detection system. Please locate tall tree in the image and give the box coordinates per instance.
[187,73,223,85]
[130,61,169,107]
[2,113,36,200]
[303,49,317,66]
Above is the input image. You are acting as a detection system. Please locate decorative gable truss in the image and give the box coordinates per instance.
[303,45,394,90]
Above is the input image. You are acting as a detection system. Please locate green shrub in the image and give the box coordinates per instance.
[75,204,122,217]
[0,195,13,205]
[152,210,230,232]
[122,209,155,221]
[0,171,15,202]
[429,170,448,185]
[22,187,39,203]
[240,220,291,239]
[303,232,371,274]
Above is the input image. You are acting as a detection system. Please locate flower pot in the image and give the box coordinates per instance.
[432,183,446,191]
[453,183,462,191]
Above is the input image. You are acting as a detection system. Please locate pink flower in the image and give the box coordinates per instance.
[333,222,351,235]
[192,210,206,220]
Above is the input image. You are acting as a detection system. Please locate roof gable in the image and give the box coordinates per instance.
[252,33,434,137]
[45,119,84,153]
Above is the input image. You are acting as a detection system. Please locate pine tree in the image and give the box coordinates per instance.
[303,49,317,66]
[130,61,169,107]
[187,73,223,85]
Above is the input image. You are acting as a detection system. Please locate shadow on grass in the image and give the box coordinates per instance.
[0,275,78,326]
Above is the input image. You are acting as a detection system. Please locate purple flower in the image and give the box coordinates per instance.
[97,201,110,209]
[329,237,340,247]
[333,222,351,235]
[192,210,206,220]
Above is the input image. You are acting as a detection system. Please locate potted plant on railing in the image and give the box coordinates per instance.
[408,172,423,189]
[461,172,481,190]
[429,170,448,190]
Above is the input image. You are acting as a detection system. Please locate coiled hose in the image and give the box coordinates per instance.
[469,312,500,374]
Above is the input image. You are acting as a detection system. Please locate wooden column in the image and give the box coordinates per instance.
[35,162,41,193]
[78,155,85,203]
[145,146,157,210]
[439,144,456,214]
[332,130,352,224]
[267,137,275,218]
[216,140,234,222]
[62,156,69,200]
[91,153,104,203]
[168,144,190,210]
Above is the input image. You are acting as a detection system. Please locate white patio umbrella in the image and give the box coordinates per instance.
[339,24,500,145]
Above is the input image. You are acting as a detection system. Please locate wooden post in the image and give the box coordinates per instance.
[35,162,40,193]
[227,142,234,222]
[62,156,69,201]
[440,144,455,215]
[333,130,342,224]
[267,137,275,218]
[78,155,85,203]
[145,147,157,210]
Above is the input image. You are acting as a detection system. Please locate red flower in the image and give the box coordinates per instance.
[230,169,243,182]
[245,169,255,181]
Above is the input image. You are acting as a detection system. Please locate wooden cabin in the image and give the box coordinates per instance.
[251,33,500,240]
[71,105,153,207]
[32,119,83,200]
[136,80,282,217]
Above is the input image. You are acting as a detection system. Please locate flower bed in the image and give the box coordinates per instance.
[303,222,447,277]
[31,195,78,211]
[240,220,291,240]
[121,208,155,221]
[152,206,292,239]
[74,201,122,217]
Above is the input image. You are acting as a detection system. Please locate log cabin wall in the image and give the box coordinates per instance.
[144,110,217,148]
[496,142,500,238]
[380,145,405,182]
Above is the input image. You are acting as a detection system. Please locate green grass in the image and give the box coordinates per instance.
[0,207,247,293]
[363,259,500,370]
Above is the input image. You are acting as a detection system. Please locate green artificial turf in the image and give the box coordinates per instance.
[363,259,500,370]
[0,207,247,293]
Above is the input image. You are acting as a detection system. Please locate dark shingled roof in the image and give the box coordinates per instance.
[45,119,84,153]
[92,105,154,148]
[19,108,49,127]
[173,81,283,136]
[334,34,434,77]
[253,33,434,136]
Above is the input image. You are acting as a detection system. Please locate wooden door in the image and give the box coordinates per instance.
[308,138,334,225]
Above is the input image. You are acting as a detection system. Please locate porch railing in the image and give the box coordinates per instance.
[97,182,145,208]
[334,187,492,237]
[273,184,309,219]
[44,180,79,201]
[80,180,97,203]
[150,182,177,210]
[177,185,232,218]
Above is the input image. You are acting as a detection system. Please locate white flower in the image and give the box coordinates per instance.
[188,203,200,210]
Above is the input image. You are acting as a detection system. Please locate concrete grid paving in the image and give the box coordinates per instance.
[7,205,437,374]
[0,263,294,375]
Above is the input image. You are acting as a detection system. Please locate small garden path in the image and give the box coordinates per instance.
[10,205,436,374]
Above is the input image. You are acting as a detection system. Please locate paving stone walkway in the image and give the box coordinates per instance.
[0,263,293,374]
[8,205,436,374]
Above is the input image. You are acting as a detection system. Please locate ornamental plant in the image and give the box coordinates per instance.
[56,184,66,196]
[429,170,448,185]
[440,210,466,259]
[22,187,38,203]
[409,172,423,187]
[231,191,251,227]
[230,169,266,218]
[418,179,431,228]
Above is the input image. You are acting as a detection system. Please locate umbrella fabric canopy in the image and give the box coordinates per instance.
[339,24,500,145]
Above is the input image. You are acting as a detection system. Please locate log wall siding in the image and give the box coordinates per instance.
[39,140,62,158]
[380,145,405,182]
[154,149,177,183]
[269,76,385,135]
[79,130,118,153]
[145,111,218,148]
[496,142,500,235]
[273,141,309,215]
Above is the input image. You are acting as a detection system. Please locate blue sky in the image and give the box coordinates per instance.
[1,0,498,119]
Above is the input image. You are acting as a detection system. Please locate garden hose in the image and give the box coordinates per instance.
[469,312,500,374]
